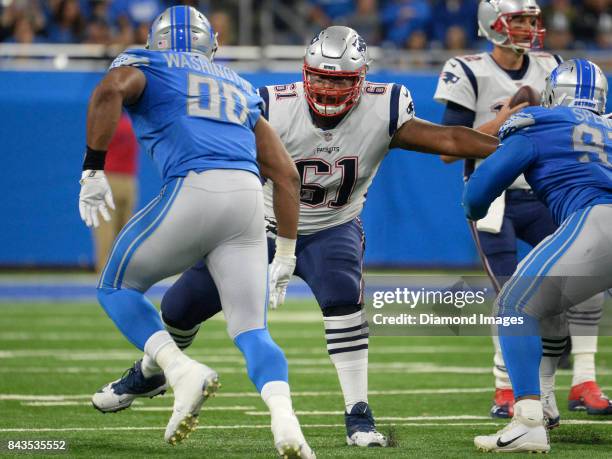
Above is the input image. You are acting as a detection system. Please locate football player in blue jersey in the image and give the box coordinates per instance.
[463,59,611,453]
[78,6,315,457]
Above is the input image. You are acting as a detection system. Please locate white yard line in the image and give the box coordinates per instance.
[1,419,610,433]
[3,386,610,402]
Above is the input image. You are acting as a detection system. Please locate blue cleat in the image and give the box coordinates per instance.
[345,402,387,447]
[92,360,168,413]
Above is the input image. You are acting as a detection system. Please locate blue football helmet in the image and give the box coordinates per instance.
[542,59,608,115]
[146,6,218,59]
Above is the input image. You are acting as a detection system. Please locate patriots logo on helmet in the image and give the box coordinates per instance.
[441,71,460,84]
[352,36,367,54]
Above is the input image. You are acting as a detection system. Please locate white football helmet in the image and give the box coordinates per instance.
[542,59,608,115]
[303,26,370,117]
[146,6,218,59]
[478,0,546,52]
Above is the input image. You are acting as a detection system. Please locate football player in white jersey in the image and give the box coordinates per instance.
[434,0,610,422]
[92,26,499,447]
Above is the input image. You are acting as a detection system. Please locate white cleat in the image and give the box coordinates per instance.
[474,418,550,453]
[164,361,220,445]
[347,430,388,447]
[272,413,316,459]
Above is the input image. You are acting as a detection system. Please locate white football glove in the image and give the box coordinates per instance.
[268,254,296,310]
[79,170,115,228]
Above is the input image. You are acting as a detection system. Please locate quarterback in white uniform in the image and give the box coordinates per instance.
[92,26,499,447]
[434,0,609,422]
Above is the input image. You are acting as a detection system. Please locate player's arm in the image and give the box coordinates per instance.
[439,101,475,164]
[254,116,300,309]
[87,67,146,150]
[463,135,536,220]
[254,116,300,239]
[438,101,528,163]
[390,117,499,159]
[79,67,146,228]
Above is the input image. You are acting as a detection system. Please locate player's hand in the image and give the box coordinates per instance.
[79,170,115,228]
[496,98,529,123]
[268,254,296,310]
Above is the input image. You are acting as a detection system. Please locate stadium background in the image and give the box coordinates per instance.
[1,0,611,269]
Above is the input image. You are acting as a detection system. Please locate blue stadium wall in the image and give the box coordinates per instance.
[1,71,610,268]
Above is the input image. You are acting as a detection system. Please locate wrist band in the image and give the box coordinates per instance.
[83,146,107,171]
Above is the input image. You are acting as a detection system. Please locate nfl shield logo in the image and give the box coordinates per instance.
[323,132,333,142]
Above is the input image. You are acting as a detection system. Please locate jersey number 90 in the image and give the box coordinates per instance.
[187,73,249,125]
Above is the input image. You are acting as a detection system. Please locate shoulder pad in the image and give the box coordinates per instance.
[498,109,539,140]
[109,49,151,70]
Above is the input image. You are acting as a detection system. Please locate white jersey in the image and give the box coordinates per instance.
[434,51,560,189]
[261,81,414,235]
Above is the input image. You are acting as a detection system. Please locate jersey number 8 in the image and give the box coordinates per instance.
[187,73,249,125]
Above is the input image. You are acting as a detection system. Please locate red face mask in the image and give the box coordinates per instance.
[303,64,365,117]
[493,12,546,50]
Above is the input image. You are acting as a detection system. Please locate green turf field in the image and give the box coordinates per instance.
[0,300,611,458]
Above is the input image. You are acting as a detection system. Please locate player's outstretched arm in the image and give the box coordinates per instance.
[463,135,536,220]
[79,67,145,228]
[390,117,499,159]
[254,117,300,309]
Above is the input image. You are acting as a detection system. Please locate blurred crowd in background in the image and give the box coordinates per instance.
[1,0,610,51]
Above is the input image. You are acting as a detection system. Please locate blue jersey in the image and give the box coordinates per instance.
[110,48,262,182]
[464,106,612,225]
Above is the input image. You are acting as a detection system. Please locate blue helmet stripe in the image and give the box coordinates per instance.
[574,60,582,100]
[581,60,592,100]
[589,61,596,99]
[186,7,191,52]
[175,6,187,52]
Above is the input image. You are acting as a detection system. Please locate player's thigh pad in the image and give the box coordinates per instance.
[202,173,268,339]
[296,219,365,310]
[498,204,612,320]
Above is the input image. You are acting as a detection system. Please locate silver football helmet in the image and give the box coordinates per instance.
[146,6,218,59]
[303,26,371,117]
[541,59,608,115]
[477,0,545,52]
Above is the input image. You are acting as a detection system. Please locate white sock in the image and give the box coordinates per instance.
[144,330,190,382]
[141,353,162,378]
[492,335,512,389]
[539,355,558,397]
[261,381,293,418]
[572,353,596,386]
[514,399,543,426]
[324,310,368,412]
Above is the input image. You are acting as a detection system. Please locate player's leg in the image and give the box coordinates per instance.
[92,260,224,413]
[475,204,612,452]
[513,193,566,427]
[566,293,611,414]
[96,175,221,444]
[204,172,313,458]
[519,196,611,415]
[470,216,518,418]
[296,218,386,447]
